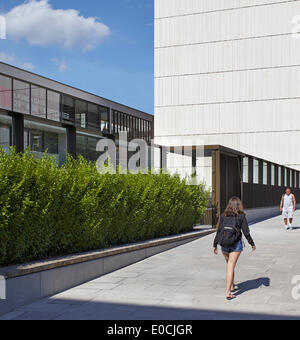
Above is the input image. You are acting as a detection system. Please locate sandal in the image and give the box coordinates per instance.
[231,284,239,293]
[226,294,236,301]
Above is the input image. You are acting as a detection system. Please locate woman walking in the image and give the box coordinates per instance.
[213,197,256,300]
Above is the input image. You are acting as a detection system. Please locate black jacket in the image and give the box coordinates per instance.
[213,214,255,248]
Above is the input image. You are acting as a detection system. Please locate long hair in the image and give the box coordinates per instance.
[224,197,245,217]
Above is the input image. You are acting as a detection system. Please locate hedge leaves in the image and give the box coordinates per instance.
[0,148,208,266]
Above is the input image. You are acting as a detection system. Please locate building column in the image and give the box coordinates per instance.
[160,145,168,170]
[66,126,77,159]
[192,147,197,177]
[11,112,24,153]
[212,149,221,228]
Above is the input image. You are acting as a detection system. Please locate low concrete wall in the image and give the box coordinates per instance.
[0,229,215,316]
[245,204,300,224]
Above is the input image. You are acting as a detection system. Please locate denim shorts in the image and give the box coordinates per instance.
[222,240,243,254]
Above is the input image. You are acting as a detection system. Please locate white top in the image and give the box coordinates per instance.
[283,194,294,209]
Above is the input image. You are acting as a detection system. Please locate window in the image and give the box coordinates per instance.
[75,100,87,128]
[118,112,123,132]
[24,128,59,155]
[47,91,60,121]
[147,121,151,143]
[149,122,152,142]
[87,103,99,131]
[141,120,144,139]
[123,113,126,132]
[100,106,109,133]
[31,85,46,118]
[117,112,120,132]
[13,80,30,114]
[77,134,101,162]
[299,173,300,188]
[290,170,294,188]
[145,121,147,140]
[113,111,116,133]
[263,162,268,185]
[132,117,136,138]
[135,118,139,138]
[271,165,275,186]
[243,157,249,183]
[0,114,12,151]
[128,116,132,138]
[278,166,282,186]
[125,114,129,133]
[61,95,75,124]
[145,121,148,140]
[147,121,150,142]
[0,75,12,110]
[253,159,259,184]
[284,168,287,187]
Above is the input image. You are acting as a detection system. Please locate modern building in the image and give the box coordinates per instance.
[155,0,300,170]
[0,62,154,164]
[154,0,300,220]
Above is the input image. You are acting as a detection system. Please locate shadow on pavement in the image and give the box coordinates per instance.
[4,296,300,320]
[235,277,270,297]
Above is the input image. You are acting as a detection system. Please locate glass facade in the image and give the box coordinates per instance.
[0,114,12,152]
[13,80,30,114]
[47,91,60,121]
[31,85,46,119]
[77,134,101,162]
[263,162,268,185]
[75,99,87,128]
[0,72,153,164]
[24,120,66,164]
[61,95,75,124]
[87,103,99,131]
[24,129,59,155]
[284,168,287,187]
[243,157,249,183]
[100,108,109,133]
[253,159,259,184]
[112,110,152,143]
[271,164,275,186]
[278,166,282,186]
[0,75,12,111]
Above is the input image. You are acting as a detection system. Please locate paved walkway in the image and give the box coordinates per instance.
[2,211,300,320]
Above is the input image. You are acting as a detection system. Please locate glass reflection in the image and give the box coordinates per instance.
[13,80,30,114]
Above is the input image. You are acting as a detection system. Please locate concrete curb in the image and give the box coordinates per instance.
[0,229,215,315]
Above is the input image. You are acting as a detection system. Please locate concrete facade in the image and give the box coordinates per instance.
[154,0,300,170]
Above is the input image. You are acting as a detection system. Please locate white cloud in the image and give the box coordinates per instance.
[4,0,110,51]
[0,52,34,70]
[52,58,67,72]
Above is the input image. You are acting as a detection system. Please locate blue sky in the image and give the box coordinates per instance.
[0,0,154,114]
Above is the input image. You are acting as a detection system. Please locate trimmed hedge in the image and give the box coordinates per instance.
[0,148,209,266]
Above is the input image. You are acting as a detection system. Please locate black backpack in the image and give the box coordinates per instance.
[218,216,242,248]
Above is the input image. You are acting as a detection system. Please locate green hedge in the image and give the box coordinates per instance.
[0,148,209,266]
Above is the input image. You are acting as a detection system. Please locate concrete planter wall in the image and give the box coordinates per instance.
[0,229,215,316]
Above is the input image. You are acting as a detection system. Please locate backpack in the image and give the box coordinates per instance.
[218,216,242,248]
